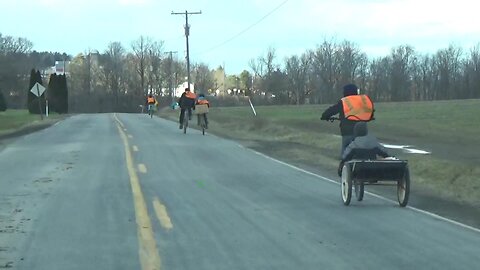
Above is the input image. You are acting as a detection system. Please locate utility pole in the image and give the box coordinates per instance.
[165,51,178,103]
[171,10,201,92]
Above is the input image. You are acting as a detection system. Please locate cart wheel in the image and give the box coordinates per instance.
[341,164,352,205]
[355,181,364,201]
[397,166,410,207]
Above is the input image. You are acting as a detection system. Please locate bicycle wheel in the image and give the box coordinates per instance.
[183,114,188,134]
[397,166,410,207]
[354,181,364,201]
[199,115,206,135]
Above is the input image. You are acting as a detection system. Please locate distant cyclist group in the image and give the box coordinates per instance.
[145,87,210,130]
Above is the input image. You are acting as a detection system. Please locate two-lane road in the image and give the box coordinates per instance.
[1,113,479,270]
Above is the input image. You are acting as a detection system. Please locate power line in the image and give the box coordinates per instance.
[193,0,289,56]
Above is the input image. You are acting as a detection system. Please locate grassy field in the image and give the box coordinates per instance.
[0,110,63,136]
[160,99,480,207]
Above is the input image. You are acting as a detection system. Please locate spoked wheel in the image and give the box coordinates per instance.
[397,166,410,207]
[354,181,364,201]
[183,113,189,134]
[199,116,206,135]
[341,164,352,206]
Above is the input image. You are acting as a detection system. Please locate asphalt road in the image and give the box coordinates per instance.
[0,113,479,270]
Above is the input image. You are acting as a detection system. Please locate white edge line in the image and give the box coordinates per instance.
[241,144,480,234]
[152,118,480,233]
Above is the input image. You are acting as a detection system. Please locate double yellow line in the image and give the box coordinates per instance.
[114,114,167,270]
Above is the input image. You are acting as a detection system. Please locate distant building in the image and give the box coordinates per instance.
[54,61,69,75]
[174,82,195,97]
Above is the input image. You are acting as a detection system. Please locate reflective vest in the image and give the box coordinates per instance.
[147,97,155,104]
[185,92,197,99]
[341,95,374,121]
[197,99,209,106]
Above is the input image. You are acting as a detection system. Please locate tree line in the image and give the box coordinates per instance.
[1,32,70,110]
[246,40,480,105]
[2,31,479,112]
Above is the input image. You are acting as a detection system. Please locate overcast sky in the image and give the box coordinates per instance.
[1,0,479,73]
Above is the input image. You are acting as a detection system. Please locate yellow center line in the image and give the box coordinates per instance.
[114,113,126,129]
[138,164,147,174]
[133,145,139,152]
[114,115,161,270]
[153,197,173,230]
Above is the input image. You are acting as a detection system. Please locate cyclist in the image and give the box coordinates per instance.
[195,93,210,129]
[178,88,196,129]
[146,94,156,115]
[320,84,374,156]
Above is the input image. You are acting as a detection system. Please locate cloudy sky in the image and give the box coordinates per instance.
[1,0,479,73]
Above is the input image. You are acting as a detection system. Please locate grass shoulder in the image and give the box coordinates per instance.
[159,100,480,209]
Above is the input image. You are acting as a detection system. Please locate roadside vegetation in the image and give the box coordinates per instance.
[0,110,63,136]
[161,99,480,207]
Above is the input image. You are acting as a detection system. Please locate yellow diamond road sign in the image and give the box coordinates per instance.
[30,82,46,97]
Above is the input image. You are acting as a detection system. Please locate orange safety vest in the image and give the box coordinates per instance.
[197,99,209,106]
[185,92,197,99]
[341,95,374,121]
[147,97,155,104]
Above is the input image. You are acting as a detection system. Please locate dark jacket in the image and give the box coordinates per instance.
[321,87,358,136]
[341,122,389,162]
[178,92,195,109]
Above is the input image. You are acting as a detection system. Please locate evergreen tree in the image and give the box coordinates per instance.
[48,73,58,112]
[27,69,36,113]
[0,90,7,111]
[60,74,69,113]
[27,69,45,114]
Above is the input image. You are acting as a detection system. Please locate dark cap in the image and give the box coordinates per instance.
[343,84,358,97]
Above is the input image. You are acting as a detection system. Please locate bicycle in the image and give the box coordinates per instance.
[194,104,209,136]
[198,113,207,135]
[147,104,154,118]
[183,108,192,134]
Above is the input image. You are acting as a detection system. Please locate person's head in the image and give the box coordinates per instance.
[185,88,190,92]
[343,84,359,97]
[354,122,368,137]
[148,94,153,98]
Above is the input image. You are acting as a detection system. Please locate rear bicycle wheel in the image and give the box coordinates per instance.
[397,167,410,207]
[199,115,206,135]
[183,114,188,134]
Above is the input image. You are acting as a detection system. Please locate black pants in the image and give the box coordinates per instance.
[179,108,192,125]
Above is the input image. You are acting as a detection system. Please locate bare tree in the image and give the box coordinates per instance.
[100,42,125,110]
[312,40,340,103]
[147,40,164,96]
[192,63,214,94]
[464,44,480,98]
[434,45,463,99]
[132,36,152,96]
[388,45,417,101]
[285,52,311,105]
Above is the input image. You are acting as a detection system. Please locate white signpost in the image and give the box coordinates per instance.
[30,83,46,119]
